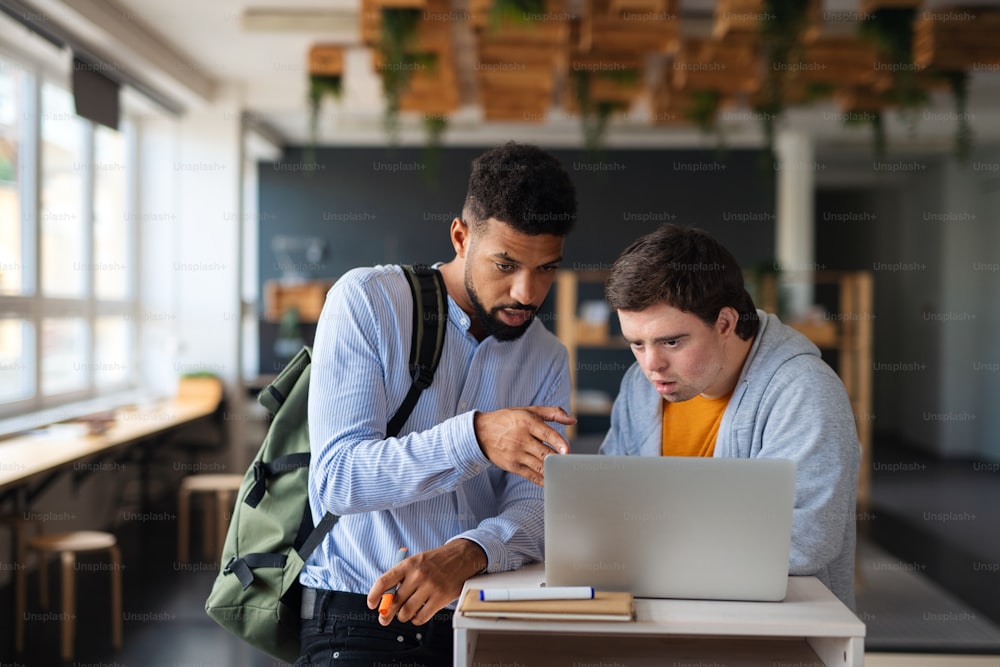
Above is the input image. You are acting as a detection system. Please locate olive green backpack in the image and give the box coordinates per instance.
[205,264,448,663]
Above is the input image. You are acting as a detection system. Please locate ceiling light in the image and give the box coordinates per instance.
[240,8,358,34]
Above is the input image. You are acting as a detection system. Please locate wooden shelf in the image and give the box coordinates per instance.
[555,270,618,439]
[263,279,335,322]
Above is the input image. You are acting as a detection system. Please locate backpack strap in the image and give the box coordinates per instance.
[222,509,336,591]
[224,552,287,590]
[386,264,448,438]
[244,453,311,509]
[230,265,450,590]
[288,265,448,564]
[247,265,449,503]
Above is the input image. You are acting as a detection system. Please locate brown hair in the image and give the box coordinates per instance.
[605,223,760,340]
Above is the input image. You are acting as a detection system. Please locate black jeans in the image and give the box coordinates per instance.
[296,587,454,667]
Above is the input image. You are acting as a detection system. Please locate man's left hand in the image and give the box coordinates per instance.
[366,538,487,626]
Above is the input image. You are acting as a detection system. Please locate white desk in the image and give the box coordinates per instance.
[454,563,866,667]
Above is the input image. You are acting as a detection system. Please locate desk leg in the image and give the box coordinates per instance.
[13,486,29,653]
[452,627,478,667]
[139,440,152,518]
[807,635,864,666]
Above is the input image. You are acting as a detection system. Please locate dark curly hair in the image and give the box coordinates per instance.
[462,142,577,236]
[605,224,760,341]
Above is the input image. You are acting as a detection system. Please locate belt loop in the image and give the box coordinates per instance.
[301,587,317,620]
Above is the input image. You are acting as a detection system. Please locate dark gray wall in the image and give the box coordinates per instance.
[257,145,777,387]
[259,145,776,285]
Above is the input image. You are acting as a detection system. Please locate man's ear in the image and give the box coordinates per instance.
[717,307,740,336]
[450,218,470,258]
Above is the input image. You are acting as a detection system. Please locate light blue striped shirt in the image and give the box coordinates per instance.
[300,265,571,597]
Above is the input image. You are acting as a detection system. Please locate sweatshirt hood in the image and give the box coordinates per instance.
[738,310,822,387]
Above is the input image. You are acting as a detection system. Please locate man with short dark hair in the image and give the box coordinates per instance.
[298,143,578,666]
[601,223,860,608]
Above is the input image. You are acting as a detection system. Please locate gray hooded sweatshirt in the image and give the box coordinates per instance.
[599,310,860,609]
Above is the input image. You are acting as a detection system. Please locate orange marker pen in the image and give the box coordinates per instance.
[378,547,409,617]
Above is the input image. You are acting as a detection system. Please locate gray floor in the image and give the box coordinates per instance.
[857,539,1000,653]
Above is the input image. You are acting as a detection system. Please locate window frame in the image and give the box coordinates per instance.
[0,45,139,422]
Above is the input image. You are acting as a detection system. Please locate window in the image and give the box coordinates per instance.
[0,52,137,420]
[0,319,32,403]
[40,82,87,298]
[0,57,25,296]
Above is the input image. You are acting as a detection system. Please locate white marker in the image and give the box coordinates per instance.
[480,586,595,602]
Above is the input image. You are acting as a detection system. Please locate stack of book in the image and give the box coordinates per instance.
[458,587,634,622]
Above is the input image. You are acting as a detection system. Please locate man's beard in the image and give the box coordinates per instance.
[465,274,536,342]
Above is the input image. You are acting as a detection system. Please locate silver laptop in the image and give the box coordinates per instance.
[544,455,796,601]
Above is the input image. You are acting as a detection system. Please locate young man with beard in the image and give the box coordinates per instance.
[600,223,860,609]
[297,143,577,667]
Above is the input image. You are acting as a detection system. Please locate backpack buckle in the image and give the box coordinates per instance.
[252,460,264,482]
[411,364,434,390]
[222,555,237,574]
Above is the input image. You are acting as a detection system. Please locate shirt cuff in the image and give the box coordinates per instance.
[446,532,502,574]
[444,410,492,478]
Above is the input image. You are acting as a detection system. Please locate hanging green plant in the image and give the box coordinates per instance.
[377,8,437,144]
[756,0,812,161]
[858,9,928,140]
[801,81,836,105]
[845,110,886,163]
[305,73,343,165]
[488,0,546,31]
[571,68,638,154]
[937,70,972,162]
[685,89,724,144]
[422,114,448,186]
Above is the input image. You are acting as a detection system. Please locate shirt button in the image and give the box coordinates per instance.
[459,401,467,409]
[416,633,423,640]
[397,635,405,642]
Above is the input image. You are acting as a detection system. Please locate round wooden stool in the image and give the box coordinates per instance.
[0,514,43,653]
[177,473,242,564]
[18,530,122,661]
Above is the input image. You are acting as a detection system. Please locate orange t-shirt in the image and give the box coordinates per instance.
[661,390,734,457]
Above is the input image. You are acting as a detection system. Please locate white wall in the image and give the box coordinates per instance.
[137,98,243,393]
[170,106,242,387]
[136,114,181,397]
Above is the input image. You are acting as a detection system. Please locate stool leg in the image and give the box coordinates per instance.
[14,526,28,652]
[61,551,76,662]
[38,552,49,610]
[177,486,190,564]
[215,489,231,563]
[202,492,214,562]
[110,545,122,650]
